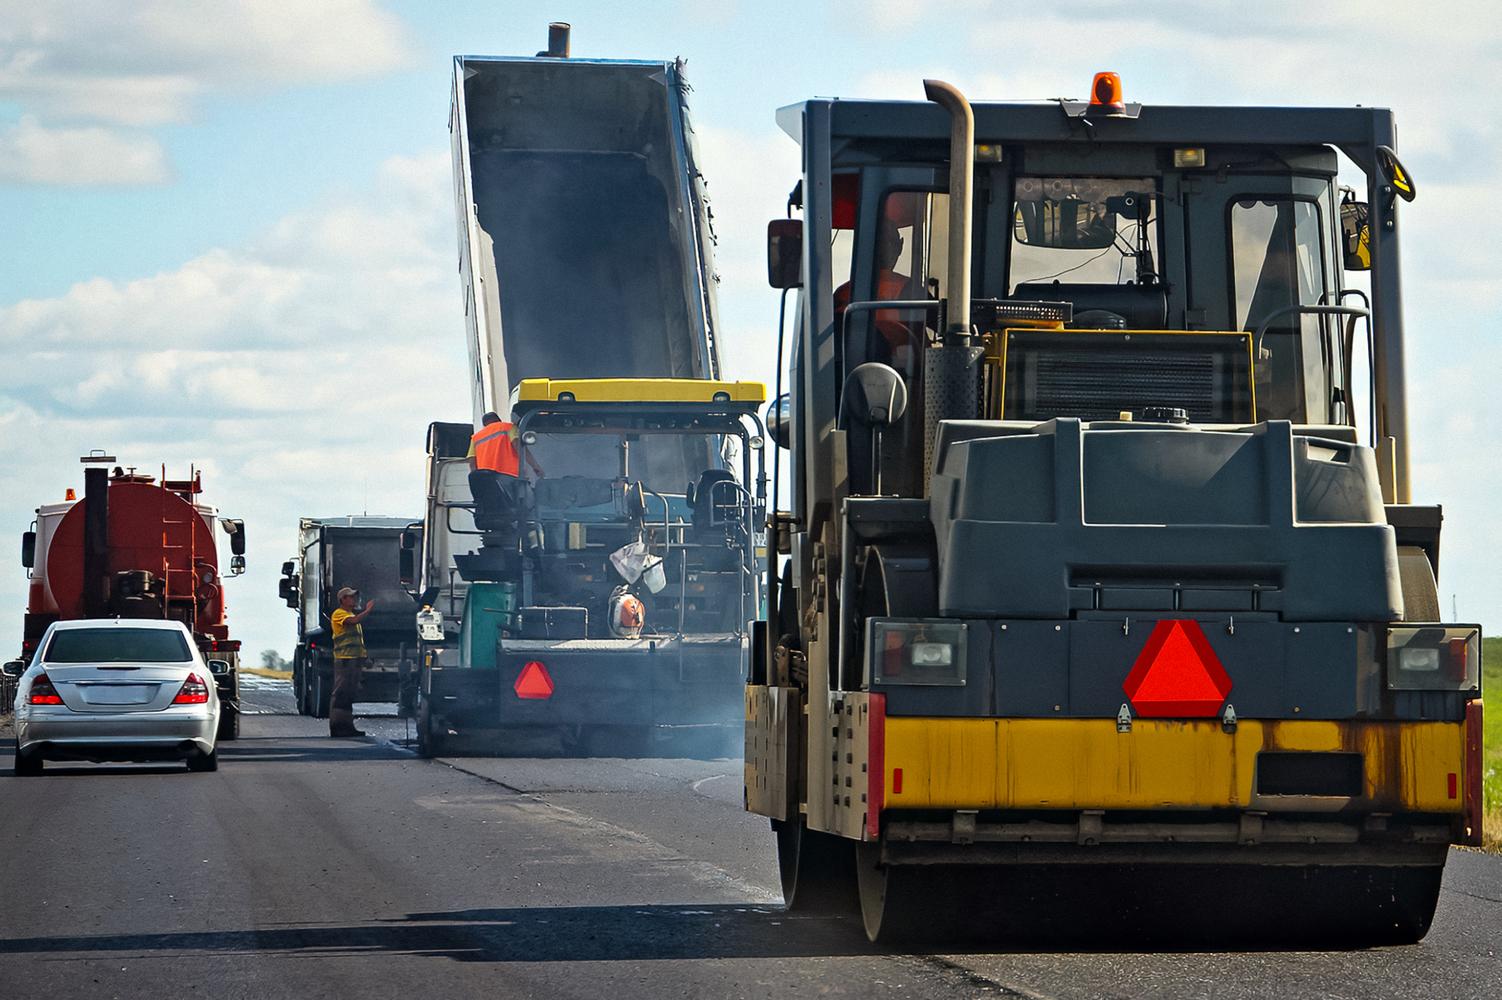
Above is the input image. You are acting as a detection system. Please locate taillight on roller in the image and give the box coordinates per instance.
[1387,626,1480,692]
[173,673,210,705]
[29,672,63,705]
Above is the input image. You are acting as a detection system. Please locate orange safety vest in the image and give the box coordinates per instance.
[471,422,520,476]
[833,269,917,353]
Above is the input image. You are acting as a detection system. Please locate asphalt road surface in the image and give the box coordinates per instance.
[2,685,1499,1000]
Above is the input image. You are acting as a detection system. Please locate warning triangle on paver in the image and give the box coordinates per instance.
[1122,619,1232,718]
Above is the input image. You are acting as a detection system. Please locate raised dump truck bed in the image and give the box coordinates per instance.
[451,53,722,418]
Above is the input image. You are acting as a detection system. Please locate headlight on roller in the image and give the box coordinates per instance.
[1387,626,1480,692]
[868,619,967,686]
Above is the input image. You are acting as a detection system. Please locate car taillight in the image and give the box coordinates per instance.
[173,673,210,705]
[29,672,63,705]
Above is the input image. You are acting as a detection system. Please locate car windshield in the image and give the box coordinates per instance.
[45,628,193,664]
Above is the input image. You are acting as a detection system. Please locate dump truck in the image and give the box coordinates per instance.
[13,457,247,740]
[410,26,752,755]
[278,516,422,718]
[744,73,1482,945]
[414,377,765,756]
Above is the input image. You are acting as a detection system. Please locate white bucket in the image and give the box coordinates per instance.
[642,556,667,594]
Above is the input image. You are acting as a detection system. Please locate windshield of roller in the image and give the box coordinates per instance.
[1009,177,1160,290]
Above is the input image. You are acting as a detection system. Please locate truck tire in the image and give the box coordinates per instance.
[217,705,240,741]
[312,668,331,719]
[416,701,444,758]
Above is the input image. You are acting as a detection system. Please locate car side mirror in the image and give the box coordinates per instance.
[21,531,36,570]
[1341,199,1371,271]
[767,219,802,289]
[207,659,232,676]
[765,395,792,450]
[1,659,24,679]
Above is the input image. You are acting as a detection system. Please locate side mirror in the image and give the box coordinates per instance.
[281,560,295,578]
[1341,199,1371,271]
[21,531,36,570]
[1376,145,1416,202]
[221,518,247,556]
[767,219,802,289]
[1,659,25,679]
[207,658,231,676]
[399,529,418,551]
[229,554,246,576]
[843,362,908,426]
[398,547,416,588]
[765,395,792,449]
[278,575,299,609]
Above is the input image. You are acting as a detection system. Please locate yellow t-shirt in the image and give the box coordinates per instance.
[331,608,367,659]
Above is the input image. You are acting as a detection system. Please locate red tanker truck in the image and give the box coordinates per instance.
[16,456,247,740]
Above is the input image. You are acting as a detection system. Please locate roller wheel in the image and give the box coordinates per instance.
[775,820,859,915]
[856,842,968,944]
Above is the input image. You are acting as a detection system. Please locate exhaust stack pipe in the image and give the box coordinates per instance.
[82,466,109,618]
[544,22,571,58]
[923,79,974,345]
[920,80,982,487]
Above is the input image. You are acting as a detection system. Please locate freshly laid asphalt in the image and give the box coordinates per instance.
[1,684,1499,1000]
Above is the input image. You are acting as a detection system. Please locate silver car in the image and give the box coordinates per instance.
[7,619,223,774]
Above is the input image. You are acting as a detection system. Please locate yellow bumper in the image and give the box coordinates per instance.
[883,717,1466,813]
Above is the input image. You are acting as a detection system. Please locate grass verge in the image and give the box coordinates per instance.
[1482,637,1500,851]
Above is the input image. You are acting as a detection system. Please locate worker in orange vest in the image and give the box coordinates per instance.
[833,216,921,370]
[469,411,544,478]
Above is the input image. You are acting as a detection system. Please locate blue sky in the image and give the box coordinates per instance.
[2,0,1498,660]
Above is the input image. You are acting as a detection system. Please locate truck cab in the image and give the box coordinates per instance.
[747,76,1481,944]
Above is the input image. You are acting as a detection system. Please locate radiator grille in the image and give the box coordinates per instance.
[1001,331,1253,423]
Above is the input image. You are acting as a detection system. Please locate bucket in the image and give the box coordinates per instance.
[642,556,667,594]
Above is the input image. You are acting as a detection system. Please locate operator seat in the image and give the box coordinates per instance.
[689,469,737,535]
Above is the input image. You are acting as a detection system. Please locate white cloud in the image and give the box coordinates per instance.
[0,1,415,124]
[0,150,467,659]
[0,1,416,185]
[0,115,169,185]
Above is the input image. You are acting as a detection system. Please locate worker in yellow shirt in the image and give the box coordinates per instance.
[329,586,375,737]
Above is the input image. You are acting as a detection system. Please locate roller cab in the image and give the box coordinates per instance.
[747,74,1480,944]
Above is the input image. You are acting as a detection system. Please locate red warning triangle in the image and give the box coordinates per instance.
[1122,620,1231,718]
[513,660,554,700]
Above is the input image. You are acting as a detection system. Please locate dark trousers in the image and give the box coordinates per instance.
[331,658,365,711]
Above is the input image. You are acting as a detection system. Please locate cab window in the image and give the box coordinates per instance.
[1229,198,1331,421]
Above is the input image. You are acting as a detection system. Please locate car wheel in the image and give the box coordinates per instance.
[187,749,219,773]
[13,743,43,776]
